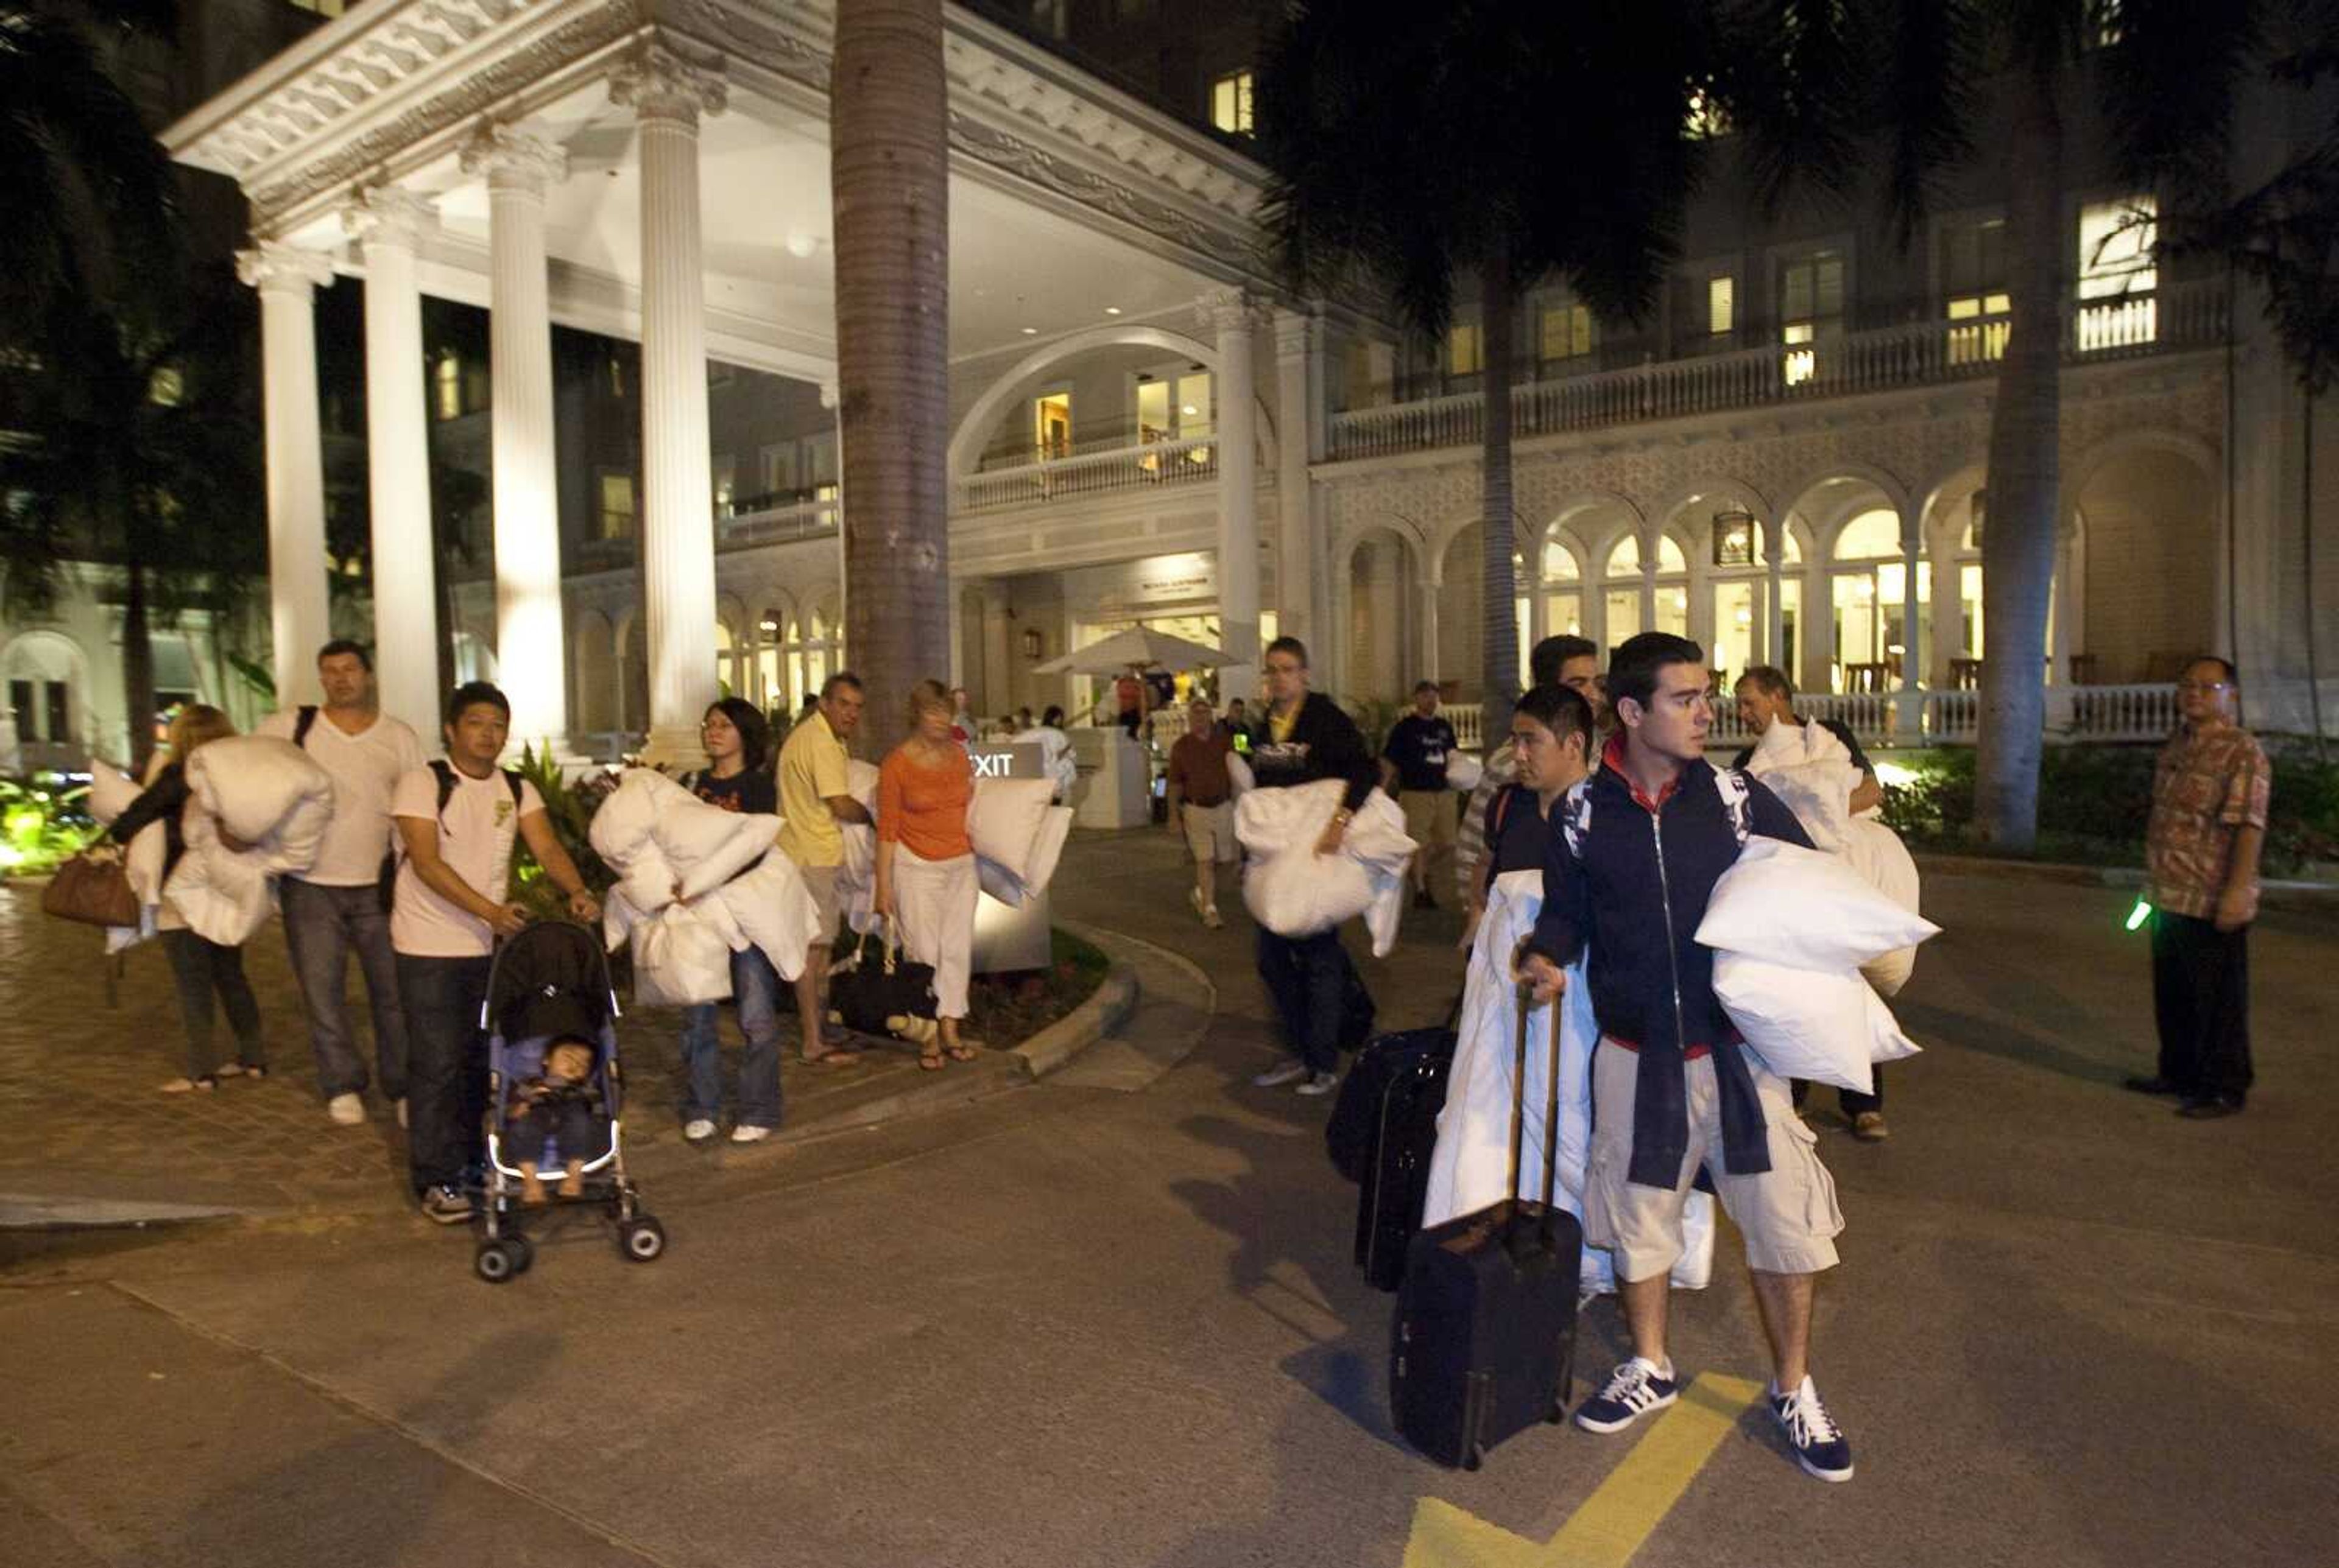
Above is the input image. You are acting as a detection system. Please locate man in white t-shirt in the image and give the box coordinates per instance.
[393,681,599,1225]
[259,640,427,1129]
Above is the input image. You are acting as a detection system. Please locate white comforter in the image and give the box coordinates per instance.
[588,768,821,1002]
[160,736,334,946]
[1236,780,1416,957]
[85,760,166,952]
[1425,870,1715,1293]
[1743,720,1925,995]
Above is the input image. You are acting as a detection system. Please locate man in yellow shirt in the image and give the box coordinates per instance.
[777,673,872,1064]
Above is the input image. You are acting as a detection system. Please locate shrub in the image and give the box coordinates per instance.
[506,744,619,921]
[0,774,100,877]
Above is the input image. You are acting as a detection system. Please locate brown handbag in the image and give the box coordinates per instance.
[41,852,142,929]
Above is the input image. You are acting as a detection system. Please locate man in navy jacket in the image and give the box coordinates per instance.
[1519,633,1855,1484]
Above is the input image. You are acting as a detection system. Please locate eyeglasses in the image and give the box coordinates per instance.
[2176,681,2230,694]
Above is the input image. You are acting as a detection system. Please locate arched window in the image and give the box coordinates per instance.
[713,619,738,700]
[1542,538,1584,639]
[1829,508,1922,691]
[786,594,843,711]
[1600,533,1688,645]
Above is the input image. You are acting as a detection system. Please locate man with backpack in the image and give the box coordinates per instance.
[258,641,426,1128]
[392,681,599,1225]
[1517,633,1855,1483]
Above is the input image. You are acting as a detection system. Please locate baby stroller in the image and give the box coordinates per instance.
[473,919,664,1282]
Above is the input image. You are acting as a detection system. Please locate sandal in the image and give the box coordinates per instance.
[160,1076,217,1094]
[804,1049,861,1068]
[943,1042,979,1063]
[917,1049,945,1072]
[217,1062,268,1080]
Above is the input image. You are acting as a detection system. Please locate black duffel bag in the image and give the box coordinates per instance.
[825,923,939,1040]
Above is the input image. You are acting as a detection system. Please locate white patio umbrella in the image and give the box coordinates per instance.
[1032,625,1238,676]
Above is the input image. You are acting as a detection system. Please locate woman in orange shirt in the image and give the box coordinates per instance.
[875,680,980,1068]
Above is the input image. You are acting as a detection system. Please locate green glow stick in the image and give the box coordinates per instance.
[2125,897,2153,932]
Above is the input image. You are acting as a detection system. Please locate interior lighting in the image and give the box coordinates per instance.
[1712,507,1758,566]
[785,233,819,259]
[1180,404,1199,416]
[1104,306,1123,316]
[1021,326,1039,336]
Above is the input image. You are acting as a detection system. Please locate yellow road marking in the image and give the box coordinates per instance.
[1402,1373,1765,1568]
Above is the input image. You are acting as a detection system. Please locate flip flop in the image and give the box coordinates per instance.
[805,1049,861,1068]
[917,1050,945,1072]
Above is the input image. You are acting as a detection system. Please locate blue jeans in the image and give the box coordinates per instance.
[281,877,407,1101]
[679,946,785,1128]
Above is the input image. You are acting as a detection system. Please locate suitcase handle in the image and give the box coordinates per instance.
[1508,981,1565,1243]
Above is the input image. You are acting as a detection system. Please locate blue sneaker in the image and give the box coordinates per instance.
[1574,1356,1679,1433]
[1771,1376,1855,1482]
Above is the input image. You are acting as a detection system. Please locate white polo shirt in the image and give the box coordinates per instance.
[389,764,545,958]
[257,706,428,887]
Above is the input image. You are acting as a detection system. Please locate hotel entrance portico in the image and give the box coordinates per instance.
[164,0,1280,758]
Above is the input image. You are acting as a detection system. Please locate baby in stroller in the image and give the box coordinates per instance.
[505,1034,606,1204]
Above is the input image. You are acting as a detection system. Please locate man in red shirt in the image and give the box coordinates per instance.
[1165,699,1237,927]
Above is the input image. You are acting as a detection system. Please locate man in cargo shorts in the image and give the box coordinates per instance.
[1519,632,1854,1483]
[1165,698,1238,928]
[777,672,871,1066]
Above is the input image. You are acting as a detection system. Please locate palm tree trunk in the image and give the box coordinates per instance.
[831,0,950,753]
[1479,238,1520,741]
[122,554,157,775]
[1973,71,2064,851]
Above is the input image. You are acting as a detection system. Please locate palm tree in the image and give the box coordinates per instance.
[1257,0,1707,740]
[0,0,179,345]
[1741,0,2268,848]
[830,0,950,750]
[0,273,266,772]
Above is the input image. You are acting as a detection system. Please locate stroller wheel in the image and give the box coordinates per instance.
[507,1234,535,1274]
[618,1216,666,1263]
[473,1240,521,1284]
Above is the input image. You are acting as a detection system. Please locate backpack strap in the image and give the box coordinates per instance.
[1712,766,1752,848]
[429,758,527,822]
[1559,778,1592,859]
[292,705,319,748]
[1489,782,1518,842]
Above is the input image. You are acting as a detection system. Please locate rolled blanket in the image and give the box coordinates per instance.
[1235,779,1416,958]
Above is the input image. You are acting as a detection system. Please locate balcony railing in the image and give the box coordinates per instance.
[959,434,1219,512]
[716,495,840,549]
[1327,280,2227,463]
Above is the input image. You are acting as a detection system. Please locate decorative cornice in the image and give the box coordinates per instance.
[239,1,640,223]
[1196,287,1260,337]
[235,241,337,295]
[460,123,568,194]
[609,37,727,124]
[1272,306,1319,360]
[950,113,1260,276]
[341,185,437,248]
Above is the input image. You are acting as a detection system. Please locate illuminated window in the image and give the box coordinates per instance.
[434,355,463,421]
[283,0,345,16]
[1033,390,1073,459]
[1445,322,1483,379]
[148,367,183,406]
[1539,301,1595,367]
[712,454,735,517]
[1942,217,2009,364]
[2076,195,2157,350]
[596,473,635,540]
[1211,71,1255,136]
[1779,250,1843,386]
[1709,276,1734,336]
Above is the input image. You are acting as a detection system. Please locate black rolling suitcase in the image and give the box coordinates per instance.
[1328,1021,1455,1186]
[1390,986,1582,1469]
[1353,1037,1452,1291]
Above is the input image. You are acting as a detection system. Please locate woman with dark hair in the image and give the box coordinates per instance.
[677,698,786,1143]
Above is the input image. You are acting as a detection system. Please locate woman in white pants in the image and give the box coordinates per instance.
[874,680,980,1069]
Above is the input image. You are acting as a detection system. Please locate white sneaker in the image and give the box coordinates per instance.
[393,1097,408,1130]
[729,1124,773,1144]
[1251,1060,1310,1089]
[683,1119,718,1143]
[326,1092,365,1127]
[1188,887,1207,921]
[1202,904,1224,929]
[1296,1070,1340,1097]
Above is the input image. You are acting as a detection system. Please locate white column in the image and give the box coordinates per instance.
[1419,574,1441,683]
[1764,515,1787,667]
[342,189,441,741]
[236,242,336,706]
[613,44,727,764]
[1202,289,1261,697]
[461,126,571,757]
[1894,509,1925,743]
[1272,308,1316,649]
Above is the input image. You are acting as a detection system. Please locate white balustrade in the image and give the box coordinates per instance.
[1447,703,1484,752]
[1325,280,2227,463]
[1801,692,1897,739]
[959,435,1219,512]
[2067,683,2179,741]
[1924,689,1980,741]
[716,497,841,549]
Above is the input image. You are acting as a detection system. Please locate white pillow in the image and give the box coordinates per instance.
[1445,751,1484,793]
[1021,806,1073,895]
[1226,753,1255,795]
[1714,952,1922,1096]
[1696,837,1937,972]
[968,777,1056,879]
[185,736,334,873]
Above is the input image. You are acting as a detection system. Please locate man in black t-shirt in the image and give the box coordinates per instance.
[1380,681,1459,910]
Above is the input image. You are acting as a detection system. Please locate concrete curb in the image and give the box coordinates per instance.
[1914,853,2339,911]
[1010,963,1140,1080]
